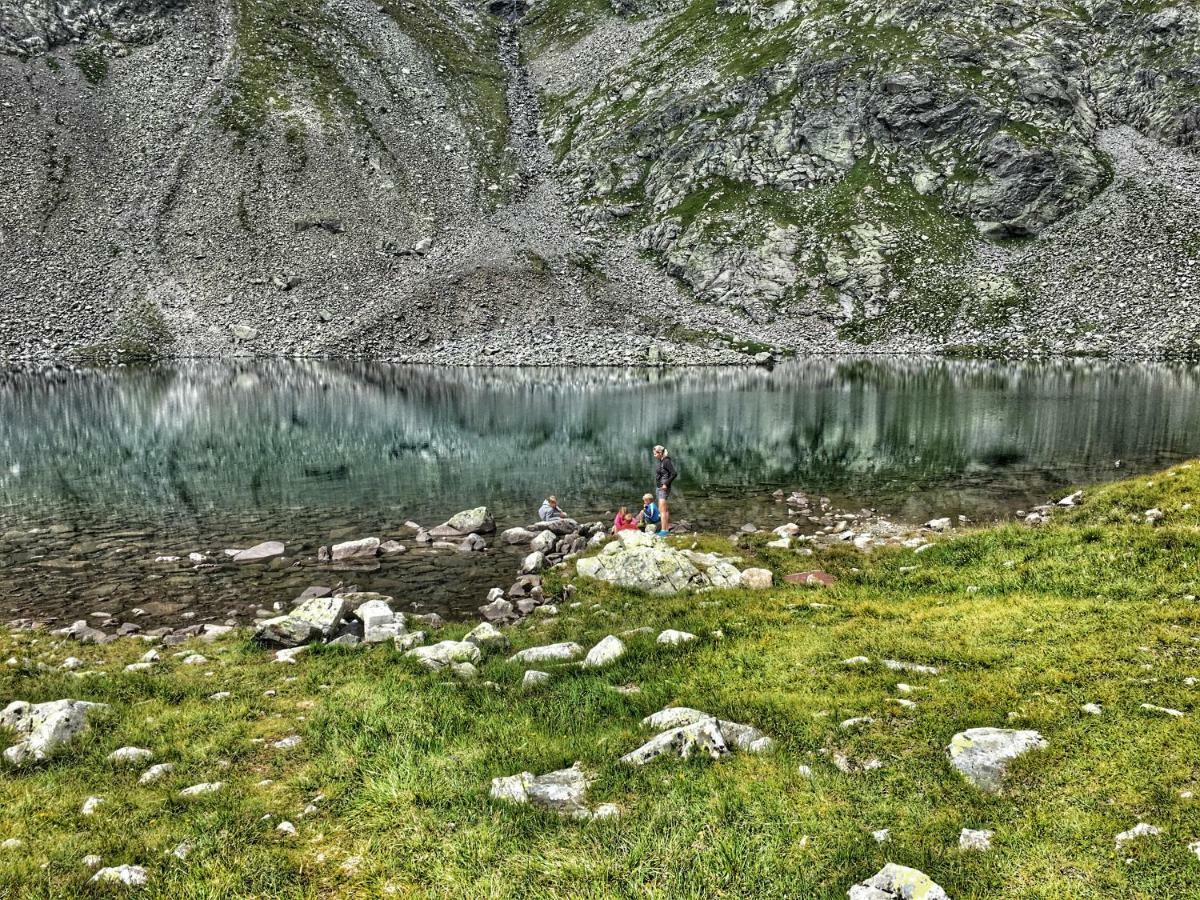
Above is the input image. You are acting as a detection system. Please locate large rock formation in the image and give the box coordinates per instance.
[0,0,1197,361]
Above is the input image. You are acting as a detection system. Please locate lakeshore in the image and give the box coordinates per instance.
[2,464,1200,897]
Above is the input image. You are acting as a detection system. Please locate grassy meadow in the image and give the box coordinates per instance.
[3,464,1200,897]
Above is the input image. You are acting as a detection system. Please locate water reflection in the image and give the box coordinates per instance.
[3,358,1199,530]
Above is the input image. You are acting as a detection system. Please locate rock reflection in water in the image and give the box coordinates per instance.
[1,357,1199,626]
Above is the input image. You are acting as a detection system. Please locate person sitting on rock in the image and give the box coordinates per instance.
[539,495,567,521]
[637,493,661,532]
[611,506,639,534]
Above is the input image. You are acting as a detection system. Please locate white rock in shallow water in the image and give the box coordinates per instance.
[508,642,584,664]
[656,629,696,646]
[90,865,147,887]
[232,541,285,563]
[107,747,153,765]
[138,763,174,784]
[331,537,380,561]
[959,828,993,851]
[1115,822,1161,846]
[582,635,626,668]
[0,698,108,765]
[947,727,1047,792]
[848,863,947,900]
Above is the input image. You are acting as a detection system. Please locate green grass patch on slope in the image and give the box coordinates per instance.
[4,464,1200,895]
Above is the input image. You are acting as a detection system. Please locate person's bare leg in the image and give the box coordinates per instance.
[659,497,670,533]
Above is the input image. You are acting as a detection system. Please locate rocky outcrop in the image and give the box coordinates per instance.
[575,530,746,594]
[620,706,774,765]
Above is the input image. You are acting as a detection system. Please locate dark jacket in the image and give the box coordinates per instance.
[655,455,677,490]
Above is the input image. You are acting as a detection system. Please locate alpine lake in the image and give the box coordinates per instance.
[2,357,1200,631]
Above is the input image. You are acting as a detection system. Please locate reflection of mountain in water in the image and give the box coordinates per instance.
[2,358,1200,528]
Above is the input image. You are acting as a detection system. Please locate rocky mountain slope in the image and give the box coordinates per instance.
[0,0,1197,363]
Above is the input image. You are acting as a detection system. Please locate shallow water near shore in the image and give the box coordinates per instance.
[2,357,1200,629]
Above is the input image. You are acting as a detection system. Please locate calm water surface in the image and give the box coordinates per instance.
[2,358,1199,626]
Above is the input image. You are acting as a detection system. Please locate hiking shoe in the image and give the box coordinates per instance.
[655,530,670,537]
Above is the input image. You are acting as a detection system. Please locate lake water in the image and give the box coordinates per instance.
[2,358,1200,627]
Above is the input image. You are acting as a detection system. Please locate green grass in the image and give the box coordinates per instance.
[72,46,108,85]
[6,464,1200,896]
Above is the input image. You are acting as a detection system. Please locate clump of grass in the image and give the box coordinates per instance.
[73,46,108,85]
[5,463,1200,895]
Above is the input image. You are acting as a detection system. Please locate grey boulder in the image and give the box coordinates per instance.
[947,727,1047,792]
[2,699,108,766]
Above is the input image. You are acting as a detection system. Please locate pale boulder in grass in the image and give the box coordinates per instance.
[622,707,774,764]
[1,698,108,766]
[508,642,584,664]
[90,865,147,887]
[848,863,948,900]
[959,828,993,851]
[107,747,153,766]
[740,568,773,589]
[138,763,174,784]
[406,640,481,670]
[947,727,1047,792]
[656,629,696,646]
[582,635,626,668]
[490,763,603,819]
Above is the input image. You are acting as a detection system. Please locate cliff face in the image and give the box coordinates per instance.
[0,0,1197,363]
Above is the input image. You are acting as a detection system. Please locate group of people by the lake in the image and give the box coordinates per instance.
[539,445,678,538]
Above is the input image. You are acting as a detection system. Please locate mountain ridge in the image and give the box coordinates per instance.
[0,0,1197,363]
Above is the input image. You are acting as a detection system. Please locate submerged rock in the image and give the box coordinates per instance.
[1,699,108,766]
[947,727,1047,792]
[232,541,285,563]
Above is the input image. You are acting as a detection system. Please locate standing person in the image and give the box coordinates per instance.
[652,445,677,537]
[539,495,566,521]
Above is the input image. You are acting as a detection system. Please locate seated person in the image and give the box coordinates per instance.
[539,495,567,521]
[636,493,660,531]
[611,506,639,534]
